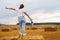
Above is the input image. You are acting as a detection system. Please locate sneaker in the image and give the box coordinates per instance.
[23,33,26,36]
[21,33,26,37]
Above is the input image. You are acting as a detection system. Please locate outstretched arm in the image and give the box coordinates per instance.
[23,12,33,22]
[5,6,16,10]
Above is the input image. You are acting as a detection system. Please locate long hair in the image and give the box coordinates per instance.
[19,4,24,9]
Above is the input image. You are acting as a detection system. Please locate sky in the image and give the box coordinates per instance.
[0,0,60,25]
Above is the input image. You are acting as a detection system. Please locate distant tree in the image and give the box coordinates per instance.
[26,23,30,25]
[16,23,31,25]
[0,24,1,26]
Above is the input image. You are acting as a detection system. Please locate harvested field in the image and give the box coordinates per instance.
[0,25,60,40]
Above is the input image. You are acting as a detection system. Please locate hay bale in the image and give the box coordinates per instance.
[44,27,57,32]
[0,26,20,37]
[19,35,44,40]
[0,35,19,40]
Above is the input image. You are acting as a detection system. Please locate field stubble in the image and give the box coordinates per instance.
[0,25,60,40]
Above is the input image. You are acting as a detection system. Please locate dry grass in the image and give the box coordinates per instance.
[0,25,60,40]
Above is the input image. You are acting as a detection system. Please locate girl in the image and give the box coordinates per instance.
[5,4,33,36]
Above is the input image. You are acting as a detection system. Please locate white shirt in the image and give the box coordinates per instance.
[16,8,25,17]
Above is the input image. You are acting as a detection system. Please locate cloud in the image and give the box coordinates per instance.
[0,16,18,25]
[31,10,60,23]
[26,0,60,13]
[0,0,60,24]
